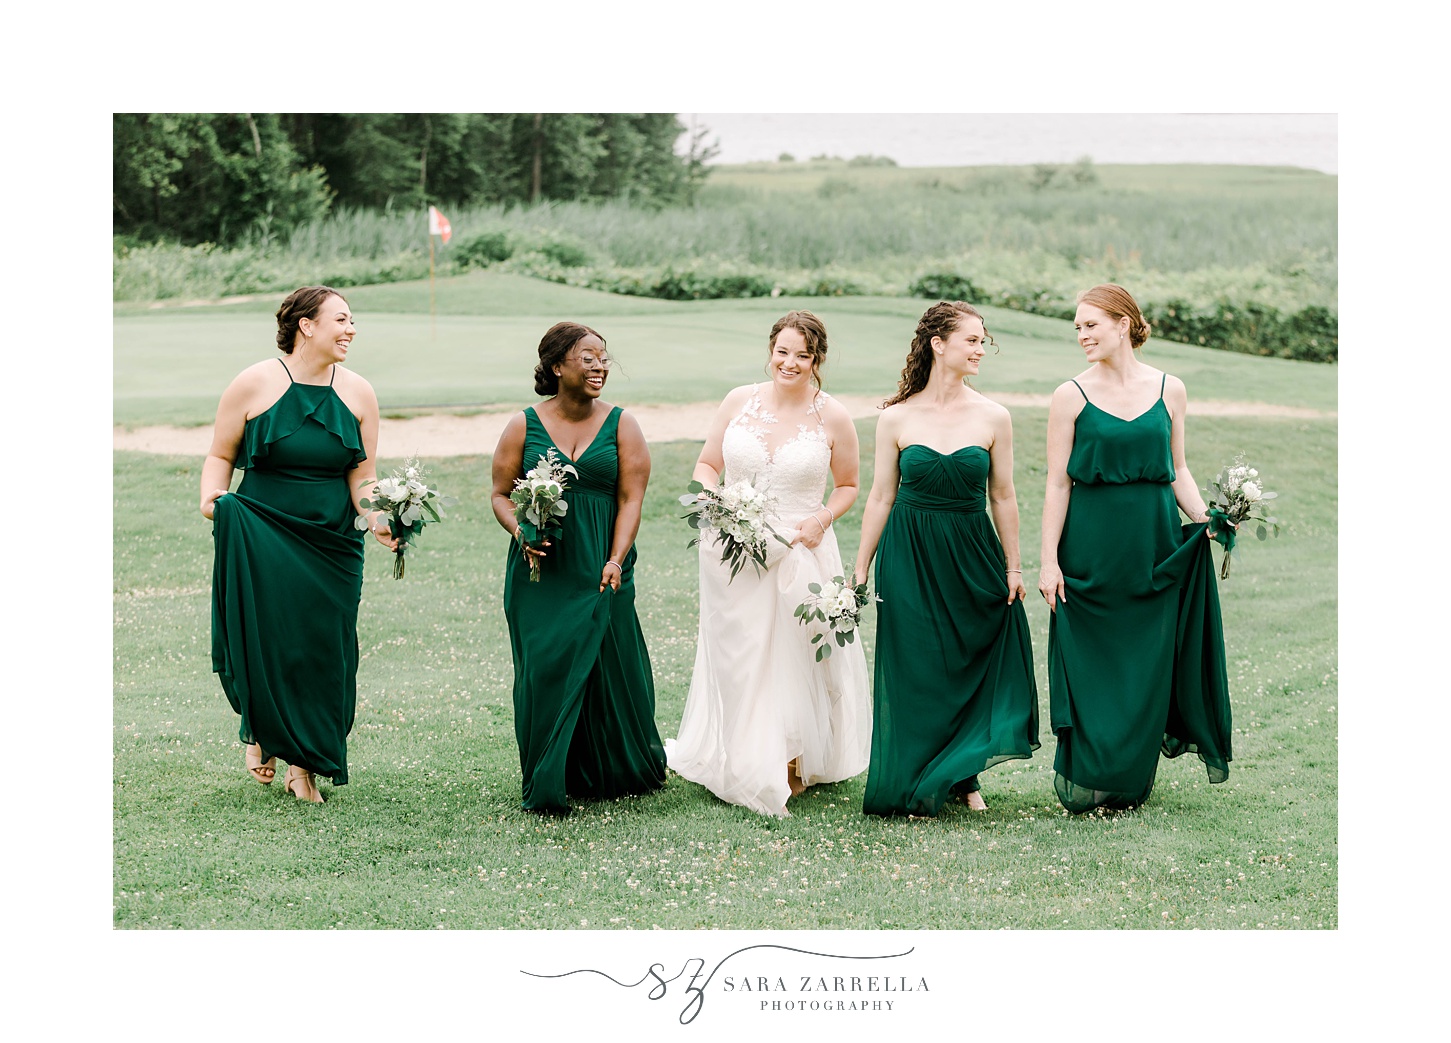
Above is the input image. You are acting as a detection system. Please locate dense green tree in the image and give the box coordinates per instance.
[113,113,331,244]
[115,113,717,244]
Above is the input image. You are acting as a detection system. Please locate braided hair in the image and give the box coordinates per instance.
[882,301,996,407]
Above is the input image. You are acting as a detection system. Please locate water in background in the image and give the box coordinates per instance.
[680,113,1337,174]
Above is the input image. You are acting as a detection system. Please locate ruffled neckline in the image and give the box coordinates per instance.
[239,382,364,470]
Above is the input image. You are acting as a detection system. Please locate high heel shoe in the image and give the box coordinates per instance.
[245,743,276,785]
[283,764,325,803]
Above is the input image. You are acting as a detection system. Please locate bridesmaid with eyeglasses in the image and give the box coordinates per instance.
[489,322,666,813]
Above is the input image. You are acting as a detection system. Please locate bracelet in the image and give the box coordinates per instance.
[605,560,622,574]
[1006,568,1022,573]
[810,517,826,536]
[818,508,833,529]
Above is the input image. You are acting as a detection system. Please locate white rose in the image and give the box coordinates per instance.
[405,467,419,480]
[833,591,858,615]
[1241,481,1261,502]
[407,479,428,500]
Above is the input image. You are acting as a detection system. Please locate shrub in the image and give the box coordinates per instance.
[454,231,513,269]
[909,272,984,303]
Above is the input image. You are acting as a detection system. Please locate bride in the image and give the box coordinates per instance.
[666,310,872,816]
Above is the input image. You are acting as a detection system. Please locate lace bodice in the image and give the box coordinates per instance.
[720,385,832,518]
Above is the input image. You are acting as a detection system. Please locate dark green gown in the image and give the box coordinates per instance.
[862,445,1040,816]
[211,363,365,785]
[504,405,666,812]
[1049,376,1232,813]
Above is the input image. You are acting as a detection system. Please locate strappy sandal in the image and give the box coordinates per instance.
[283,764,325,804]
[245,743,276,785]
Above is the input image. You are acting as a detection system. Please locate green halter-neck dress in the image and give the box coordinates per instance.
[211,361,366,785]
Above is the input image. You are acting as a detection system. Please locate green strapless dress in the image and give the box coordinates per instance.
[211,368,366,784]
[1049,378,1232,813]
[504,406,667,813]
[862,445,1040,816]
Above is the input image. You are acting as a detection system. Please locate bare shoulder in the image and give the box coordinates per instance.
[872,401,908,441]
[721,384,757,407]
[967,388,1011,421]
[815,391,855,424]
[230,358,287,392]
[614,405,646,438]
[335,365,378,404]
[1052,378,1087,402]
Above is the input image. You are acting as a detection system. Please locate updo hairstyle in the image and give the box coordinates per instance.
[275,285,346,355]
[1076,284,1151,349]
[767,310,829,389]
[534,321,605,396]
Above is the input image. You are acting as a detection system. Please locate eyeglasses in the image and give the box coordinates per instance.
[568,354,613,370]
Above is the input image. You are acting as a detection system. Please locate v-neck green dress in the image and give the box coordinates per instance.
[211,365,366,785]
[1048,377,1232,812]
[862,445,1040,816]
[503,405,666,812]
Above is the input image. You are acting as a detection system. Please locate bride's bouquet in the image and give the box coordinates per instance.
[679,478,789,582]
[511,448,578,582]
[356,457,456,579]
[1202,453,1280,579]
[795,573,879,662]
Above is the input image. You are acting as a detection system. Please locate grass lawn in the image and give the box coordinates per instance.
[114,343,1336,930]
[114,272,1337,428]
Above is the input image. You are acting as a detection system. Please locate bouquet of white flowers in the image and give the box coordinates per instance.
[1203,453,1280,579]
[511,448,579,582]
[356,457,456,579]
[795,573,879,662]
[679,478,789,582]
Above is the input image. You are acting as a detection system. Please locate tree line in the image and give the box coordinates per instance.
[113,113,718,246]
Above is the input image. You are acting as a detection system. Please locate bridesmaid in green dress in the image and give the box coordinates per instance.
[1039,284,1233,814]
[202,287,398,804]
[490,322,666,813]
[854,302,1039,816]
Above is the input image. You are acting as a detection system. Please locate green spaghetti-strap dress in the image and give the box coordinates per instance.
[211,361,366,785]
[504,405,666,813]
[862,445,1039,817]
[1048,375,1232,813]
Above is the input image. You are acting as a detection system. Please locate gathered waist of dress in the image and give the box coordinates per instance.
[566,484,617,501]
[894,487,986,512]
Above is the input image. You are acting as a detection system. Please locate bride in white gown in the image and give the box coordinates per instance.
[666,311,872,816]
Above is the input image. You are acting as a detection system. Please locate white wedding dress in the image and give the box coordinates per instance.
[666,386,872,816]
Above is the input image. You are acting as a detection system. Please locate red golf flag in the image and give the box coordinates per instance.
[428,205,452,244]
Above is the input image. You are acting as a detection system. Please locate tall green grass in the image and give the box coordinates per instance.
[114,163,1336,307]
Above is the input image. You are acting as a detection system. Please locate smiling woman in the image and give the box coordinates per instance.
[666,310,872,817]
[202,285,399,805]
[489,321,667,813]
